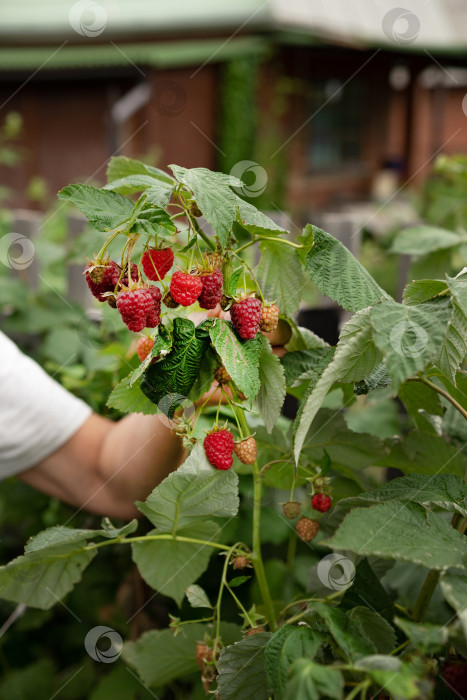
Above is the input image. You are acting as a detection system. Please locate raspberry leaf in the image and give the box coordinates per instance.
[304,225,391,312]
[437,275,467,381]
[257,336,286,433]
[235,197,288,237]
[136,444,239,530]
[140,318,211,411]
[106,155,174,184]
[283,659,344,700]
[217,633,272,700]
[324,502,467,570]
[265,626,326,696]
[131,201,176,238]
[169,165,239,247]
[58,184,134,232]
[256,239,303,315]
[391,225,467,255]
[208,319,262,400]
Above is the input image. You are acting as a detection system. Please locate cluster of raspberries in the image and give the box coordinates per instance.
[203,429,257,470]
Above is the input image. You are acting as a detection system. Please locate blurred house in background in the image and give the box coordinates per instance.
[1,0,467,217]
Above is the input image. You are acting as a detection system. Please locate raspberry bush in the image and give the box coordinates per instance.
[1,157,467,698]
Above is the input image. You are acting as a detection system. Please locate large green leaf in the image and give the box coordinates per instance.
[265,626,326,698]
[256,239,303,315]
[170,165,239,247]
[305,602,375,662]
[141,318,211,411]
[107,372,159,415]
[402,279,448,305]
[217,632,272,700]
[336,308,382,382]
[106,155,174,184]
[283,659,344,700]
[128,324,173,386]
[58,184,133,232]
[341,559,395,622]
[304,225,390,312]
[391,225,466,255]
[438,276,467,381]
[132,522,218,606]
[370,300,448,391]
[377,430,466,478]
[136,443,239,531]
[235,197,288,236]
[325,502,467,570]
[354,656,421,699]
[123,623,205,687]
[281,348,330,387]
[257,336,286,433]
[395,618,449,654]
[348,607,396,654]
[208,318,262,400]
[338,474,467,518]
[398,381,444,432]
[440,569,467,640]
[132,202,176,238]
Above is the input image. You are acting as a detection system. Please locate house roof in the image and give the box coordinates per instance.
[0,1,466,67]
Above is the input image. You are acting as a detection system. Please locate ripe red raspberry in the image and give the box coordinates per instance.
[215,366,231,385]
[84,260,120,301]
[231,297,262,340]
[137,336,154,362]
[145,285,162,328]
[142,247,174,281]
[441,661,467,696]
[198,269,223,310]
[260,304,280,333]
[282,501,301,519]
[170,271,203,306]
[116,287,160,332]
[234,436,257,465]
[312,494,332,512]
[296,517,319,542]
[204,428,234,470]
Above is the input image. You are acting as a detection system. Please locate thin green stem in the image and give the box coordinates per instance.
[412,569,440,622]
[225,584,255,627]
[86,534,237,553]
[233,402,276,630]
[256,235,303,249]
[96,229,122,260]
[345,681,370,700]
[235,239,257,255]
[232,253,265,304]
[213,543,239,655]
[407,376,467,421]
[190,214,216,250]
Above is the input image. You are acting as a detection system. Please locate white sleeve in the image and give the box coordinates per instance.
[0,331,92,477]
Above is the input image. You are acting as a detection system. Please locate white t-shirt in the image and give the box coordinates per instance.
[0,331,92,477]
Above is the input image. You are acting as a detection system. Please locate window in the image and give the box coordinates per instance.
[308,78,366,171]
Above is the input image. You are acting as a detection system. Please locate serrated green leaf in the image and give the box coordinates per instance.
[169,165,237,247]
[209,319,262,400]
[136,443,239,531]
[354,363,391,395]
[217,632,272,700]
[341,559,395,622]
[281,348,330,387]
[25,520,137,553]
[438,276,467,381]
[378,429,466,478]
[306,602,375,662]
[228,575,250,588]
[58,184,133,231]
[440,569,467,641]
[132,521,218,606]
[265,626,325,698]
[402,279,448,305]
[235,196,288,236]
[257,336,286,433]
[128,324,173,386]
[395,617,449,653]
[106,155,174,184]
[391,225,466,255]
[226,266,243,297]
[370,300,448,391]
[285,324,329,352]
[337,308,382,382]
[398,381,444,431]
[256,239,303,315]
[123,623,206,687]
[185,584,212,608]
[283,659,344,700]
[132,203,176,238]
[141,318,211,412]
[348,607,396,654]
[304,225,390,312]
[354,655,421,698]
[107,371,159,415]
[324,502,467,570]
[338,474,467,519]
